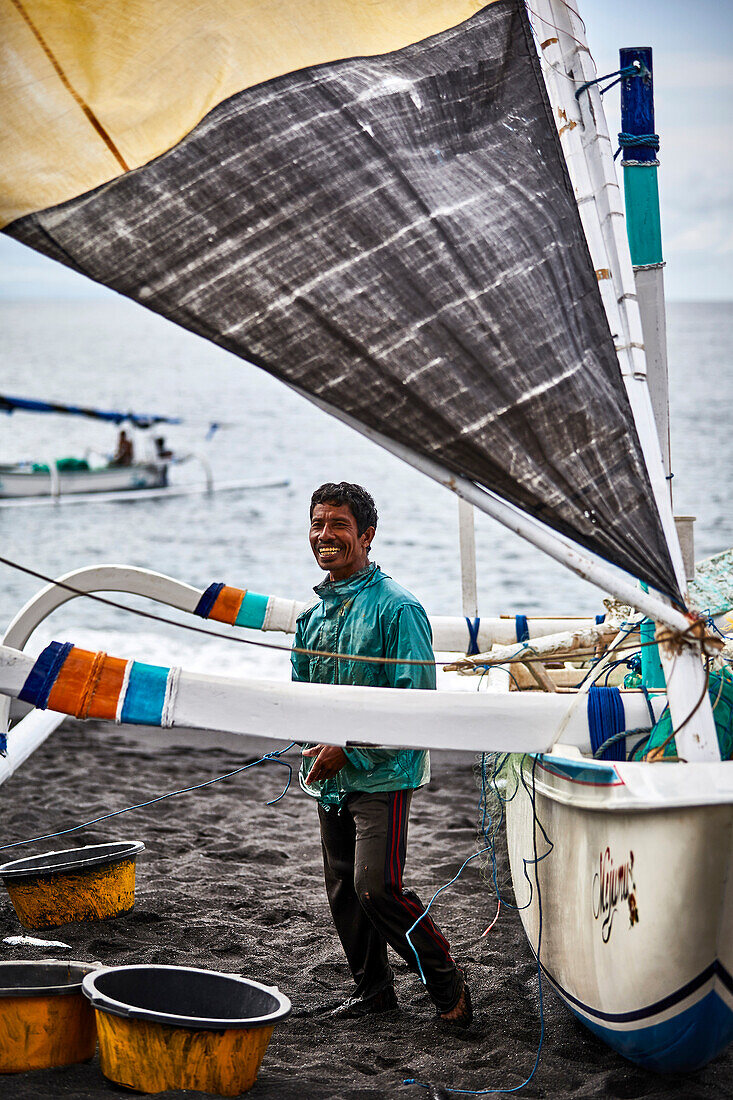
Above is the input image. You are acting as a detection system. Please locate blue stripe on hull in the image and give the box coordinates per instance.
[571,990,733,1073]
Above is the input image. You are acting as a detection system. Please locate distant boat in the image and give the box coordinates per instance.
[0,394,288,504]
[0,457,169,499]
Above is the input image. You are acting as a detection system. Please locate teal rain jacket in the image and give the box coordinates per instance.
[291,564,434,807]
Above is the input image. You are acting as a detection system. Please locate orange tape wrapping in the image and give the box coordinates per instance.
[47,648,128,720]
[208,585,246,626]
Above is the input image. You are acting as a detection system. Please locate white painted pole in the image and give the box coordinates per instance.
[635,264,671,486]
[457,497,478,620]
[0,643,667,757]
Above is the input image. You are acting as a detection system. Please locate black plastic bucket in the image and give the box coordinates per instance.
[83,964,291,1095]
[0,841,145,929]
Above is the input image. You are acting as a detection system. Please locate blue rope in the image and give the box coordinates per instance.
[640,685,657,727]
[405,846,491,984]
[614,132,660,160]
[587,686,626,761]
[0,742,296,854]
[466,617,481,656]
[575,619,641,691]
[575,62,639,100]
[515,615,529,644]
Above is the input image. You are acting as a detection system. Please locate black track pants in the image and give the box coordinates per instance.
[318,789,461,1013]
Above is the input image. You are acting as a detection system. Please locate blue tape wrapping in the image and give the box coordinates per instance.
[120,662,170,725]
[193,582,224,619]
[515,614,530,643]
[18,641,74,710]
[596,613,606,625]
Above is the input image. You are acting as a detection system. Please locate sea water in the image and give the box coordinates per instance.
[1,298,731,684]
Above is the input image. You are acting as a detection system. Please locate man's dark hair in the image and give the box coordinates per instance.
[310,482,378,538]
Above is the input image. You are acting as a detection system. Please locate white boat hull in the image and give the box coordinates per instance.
[506,753,733,1071]
[0,463,167,498]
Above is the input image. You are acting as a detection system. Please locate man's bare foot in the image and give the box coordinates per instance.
[438,975,473,1026]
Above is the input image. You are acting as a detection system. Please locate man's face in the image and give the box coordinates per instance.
[309,501,375,581]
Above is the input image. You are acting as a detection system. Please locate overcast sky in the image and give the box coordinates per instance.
[0,0,730,301]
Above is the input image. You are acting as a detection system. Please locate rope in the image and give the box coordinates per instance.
[481,898,501,938]
[0,555,437,669]
[640,685,657,727]
[615,132,660,161]
[405,846,491,984]
[406,755,548,1094]
[575,62,639,100]
[0,742,296,854]
[587,686,626,761]
[643,657,712,761]
[590,727,647,760]
[465,617,481,656]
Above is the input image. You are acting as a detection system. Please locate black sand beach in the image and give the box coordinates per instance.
[0,722,730,1099]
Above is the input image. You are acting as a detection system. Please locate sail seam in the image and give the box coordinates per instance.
[8,0,129,173]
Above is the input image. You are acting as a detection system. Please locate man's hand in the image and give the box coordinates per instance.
[302,744,348,784]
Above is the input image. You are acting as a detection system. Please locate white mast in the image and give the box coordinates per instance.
[457,498,478,621]
[532,0,718,761]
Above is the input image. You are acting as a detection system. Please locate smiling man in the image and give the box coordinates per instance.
[291,481,471,1026]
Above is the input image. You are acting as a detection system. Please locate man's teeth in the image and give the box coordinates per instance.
[320,547,340,554]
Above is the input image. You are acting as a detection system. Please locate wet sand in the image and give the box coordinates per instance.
[0,721,730,1099]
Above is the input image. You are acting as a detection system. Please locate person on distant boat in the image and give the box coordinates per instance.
[154,436,173,460]
[111,429,133,467]
[292,482,472,1026]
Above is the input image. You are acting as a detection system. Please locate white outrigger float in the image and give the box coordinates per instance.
[1,0,731,1080]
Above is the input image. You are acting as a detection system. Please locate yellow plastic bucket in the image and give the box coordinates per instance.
[0,960,99,1073]
[0,840,145,929]
[83,964,291,1096]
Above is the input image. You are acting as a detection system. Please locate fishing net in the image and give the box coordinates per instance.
[632,666,733,761]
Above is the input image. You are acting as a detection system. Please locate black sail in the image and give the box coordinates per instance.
[2,0,681,601]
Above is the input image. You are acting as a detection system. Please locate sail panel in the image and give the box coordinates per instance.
[3,0,681,600]
[1,0,492,226]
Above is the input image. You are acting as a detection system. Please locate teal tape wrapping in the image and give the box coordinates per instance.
[121,662,169,725]
[235,590,269,629]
